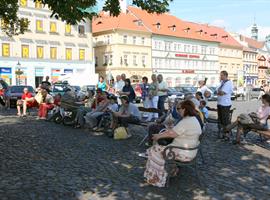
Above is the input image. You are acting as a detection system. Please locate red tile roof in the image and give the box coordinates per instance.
[240,35,265,49]
[92,11,150,33]
[93,6,243,48]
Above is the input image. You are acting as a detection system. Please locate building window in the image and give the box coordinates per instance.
[2,43,10,57]
[141,37,145,45]
[133,55,137,65]
[36,20,43,32]
[95,56,98,67]
[201,46,206,54]
[109,55,113,65]
[50,47,57,59]
[79,49,85,60]
[78,25,85,35]
[66,48,72,60]
[142,56,146,66]
[133,36,136,45]
[50,22,57,33]
[165,42,171,51]
[124,55,128,65]
[184,45,190,53]
[20,0,27,7]
[103,55,108,65]
[123,35,127,44]
[65,24,71,35]
[35,0,42,8]
[107,35,111,44]
[192,46,198,53]
[21,45,29,58]
[37,46,44,59]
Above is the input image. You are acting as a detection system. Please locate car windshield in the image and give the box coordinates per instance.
[10,86,34,93]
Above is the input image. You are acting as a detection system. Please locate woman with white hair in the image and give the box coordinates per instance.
[197,78,211,101]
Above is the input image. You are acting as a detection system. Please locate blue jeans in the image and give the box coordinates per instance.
[158,95,167,116]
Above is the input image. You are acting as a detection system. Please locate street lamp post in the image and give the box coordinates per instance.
[15,61,23,86]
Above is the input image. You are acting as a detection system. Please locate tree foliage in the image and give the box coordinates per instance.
[0,0,172,36]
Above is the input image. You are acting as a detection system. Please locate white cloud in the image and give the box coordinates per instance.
[238,25,270,41]
[210,19,230,28]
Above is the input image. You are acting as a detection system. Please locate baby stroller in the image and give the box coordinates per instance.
[49,87,80,126]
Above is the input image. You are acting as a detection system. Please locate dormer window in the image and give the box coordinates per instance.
[133,19,143,26]
[156,22,161,29]
[210,33,218,38]
[222,35,229,40]
[196,29,203,35]
[168,25,176,31]
[184,27,190,33]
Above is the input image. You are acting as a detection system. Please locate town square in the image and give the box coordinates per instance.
[0,0,270,200]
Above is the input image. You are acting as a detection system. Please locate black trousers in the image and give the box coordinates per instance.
[217,105,231,128]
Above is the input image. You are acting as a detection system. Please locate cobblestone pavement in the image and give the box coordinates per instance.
[1,100,270,200]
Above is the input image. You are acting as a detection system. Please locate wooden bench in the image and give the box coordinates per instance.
[163,128,206,187]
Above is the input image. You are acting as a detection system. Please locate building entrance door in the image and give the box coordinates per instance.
[35,77,43,88]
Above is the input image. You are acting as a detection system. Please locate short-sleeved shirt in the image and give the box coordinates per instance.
[157,81,168,96]
[217,80,233,106]
[141,83,150,100]
[149,82,158,97]
[45,94,54,104]
[114,80,125,93]
[98,82,106,91]
[200,107,209,119]
[119,103,141,120]
[122,86,135,103]
[171,116,202,159]
[22,92,32,100]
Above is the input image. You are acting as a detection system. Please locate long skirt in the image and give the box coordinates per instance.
[144,144,194,187]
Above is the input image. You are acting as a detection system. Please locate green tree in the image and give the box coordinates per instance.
[0,0,172,36]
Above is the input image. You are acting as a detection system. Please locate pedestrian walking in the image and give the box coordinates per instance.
[217,70,233,140]
[157,74,168,115]
[147,74,159,121]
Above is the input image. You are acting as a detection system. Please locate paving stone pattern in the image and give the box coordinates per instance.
[0,101,270,200]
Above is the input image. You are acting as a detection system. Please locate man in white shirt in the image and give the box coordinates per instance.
[157,74,168,115]
[114,75,125,104]
[217,71,233,140]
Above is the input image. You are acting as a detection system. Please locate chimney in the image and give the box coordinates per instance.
[119,0,127,14]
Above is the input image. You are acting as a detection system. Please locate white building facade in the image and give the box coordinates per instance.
[0,0,95,87]
[152,35,220,87]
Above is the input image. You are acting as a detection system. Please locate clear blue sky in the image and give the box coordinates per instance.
[98,0,270,40]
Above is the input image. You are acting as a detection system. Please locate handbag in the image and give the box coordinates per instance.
[114,127,131,140]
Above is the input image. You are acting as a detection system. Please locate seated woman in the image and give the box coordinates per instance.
[118,79,136,103]
[17,87,33,116]
[38,90,54,120]
[84,92,110,129]
[226,94,270,144]
[110,95,141,129]
[74,90,95,128]
[144,100,202,187]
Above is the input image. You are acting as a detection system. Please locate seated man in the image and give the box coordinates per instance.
[38,90,54,120]
[110,95,141,129]
[17,87,33,116]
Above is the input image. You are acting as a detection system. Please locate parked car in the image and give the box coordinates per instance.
[167,87,184,101]
[208,86,236,101]
[81,85,96,92]
[51,83,69,97]
[9,85,35,107]
[175,85,196,98]
[250,88,261,99]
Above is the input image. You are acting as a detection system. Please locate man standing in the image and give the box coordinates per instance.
[157,74,168,115]
[217,71,233,140]
[41,76,51,92]
[113,75,125,104]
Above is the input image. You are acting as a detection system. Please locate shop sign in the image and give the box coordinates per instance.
[175,54,188,58]
[189,55,200,59]
[64,69,73,74]
[35,68,44,76]
[182,69,194,74]
[0,67,12,74]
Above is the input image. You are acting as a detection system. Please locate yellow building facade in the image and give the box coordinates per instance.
[219,45,243,85]
[93,29,152,81]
